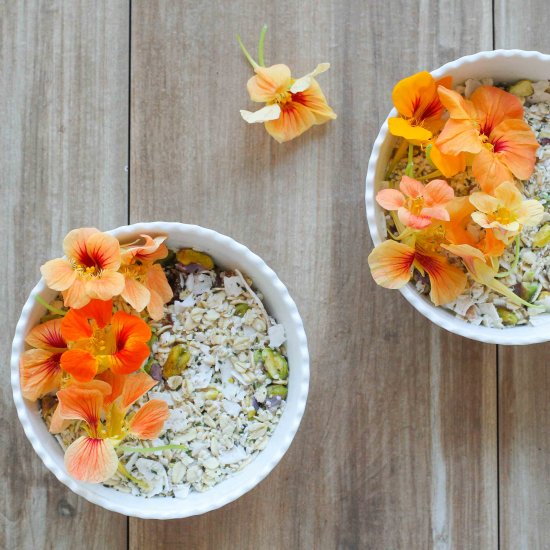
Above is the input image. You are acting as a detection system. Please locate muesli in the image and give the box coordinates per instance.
[368,72,550,328]
[20,230,288,497]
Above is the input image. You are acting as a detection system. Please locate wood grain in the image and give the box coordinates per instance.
[129,1,496,548]
[494,3,550,547]
[0,2,129,549]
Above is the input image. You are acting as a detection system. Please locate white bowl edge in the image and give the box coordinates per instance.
[11,222,310,519]
[365,49,550,345]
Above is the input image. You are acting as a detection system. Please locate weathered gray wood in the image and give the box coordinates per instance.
[0,1,129,549]
[495,3,550,547]
[129,1,496,548]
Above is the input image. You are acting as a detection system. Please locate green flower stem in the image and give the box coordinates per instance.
[418,170,442,181]
[236,35,259,69]
[257,24,267,67]
[405,143,415,177]
[117,462,149,490]
[495,235,520,279]
[35,295,67,316]
[385,139,409,181]
[118,444,189,454]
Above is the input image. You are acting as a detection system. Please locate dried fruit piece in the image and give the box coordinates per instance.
[266,385,288,398]
[261,348,289,380]
[508,79,534,97]
[234,303,250,317]
[163,344,191,378]
[497,307,518,326]
[533,224,550,248]
[176,249,214,270]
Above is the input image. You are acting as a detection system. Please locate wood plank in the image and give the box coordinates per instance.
[495,2,550,547]
[129,0,496,547]
[0,1,129,549]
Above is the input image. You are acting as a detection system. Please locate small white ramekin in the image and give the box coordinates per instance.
[11,222,309,518]
[365,50,550,345]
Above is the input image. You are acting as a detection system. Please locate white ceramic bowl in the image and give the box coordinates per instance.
[11,222,309,518]
[366,49,550,345]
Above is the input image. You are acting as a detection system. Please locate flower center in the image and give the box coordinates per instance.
[272,90,292,105]
[407,196,425,215]
[72,322,116,357]
[491,207,515,225]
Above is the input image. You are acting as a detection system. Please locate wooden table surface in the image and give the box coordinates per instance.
[2,1,550,549]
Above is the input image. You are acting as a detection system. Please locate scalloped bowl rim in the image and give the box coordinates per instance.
[11,222,310,519]
[365,49,550,345]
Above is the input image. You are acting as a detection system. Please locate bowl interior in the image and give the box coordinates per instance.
[12,222,309,518]
[367,50,550,344]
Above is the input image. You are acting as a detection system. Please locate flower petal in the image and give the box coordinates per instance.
[471,86,524,135]
[40,258,77,292]
[62,277,91,309]
[517,199,544,227]
[85,270,125,301]
[376,189,405,211]
[388,117,432,142]
[437,86,477,120]
[63,227,100,263]
[64,436,118,483]
[399,176,425,199]
[428,143,465,178]
[368,240,415,289]
[247,64,292,103]
[56,384,104,428]
[20,349,63,401]
[121,276,151,312]
[96,370,127,406]
[119,372,158,410]
[129,400,169,440]
[420,206,450,221]
[444,196,477,246]
[469,191,500,214]
[107,312,151,375]
[264,101,317,143]
[85,232,121,271]
[25,318,66,351]
[290,63,330,93]
[49,403,70,434]
[121,234,168,263]
[75,298,113,329]
[146,264,173,304]
[490,119,539,181]
[60,349,98,382]
[414,250,467,306]
[437,119,482,156]
[291,79,336,124]
[398,207,432,229]
[240,104,282,124]
[60,308,93,342]
[423,179,454,207]
[472,148,514,194]
[471,211,493,228]
[147,289,166,321]
[392,71,437,120]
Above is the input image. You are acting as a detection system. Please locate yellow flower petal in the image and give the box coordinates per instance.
[247,64,292,103]
[240,104,281,124]
[388,117,432,142]
[290,63,330,93]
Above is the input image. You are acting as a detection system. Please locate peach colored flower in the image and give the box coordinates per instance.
[469,181,543,237]
[19,319,67,401]
[57,373,168,483]
[436,86,539,193]
[41,228,125,309]
[119,234,173,320]
[240,63,336,143]
[376,176,454,229]
[388,71,452,143]
[60,299,151,382]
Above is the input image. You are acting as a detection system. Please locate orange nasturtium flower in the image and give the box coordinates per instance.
[60,299,151,382]
[20,319,67,401]
[41,228,125,309]
[444,196,506,258]
[238,26,336,143]
[119,234,173,321]
[436,86,539,193]
[469,181,543,238]
[388,71,452,143]
[376,176,454,229]
[55,373,169,483]
[368,231,467,306]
